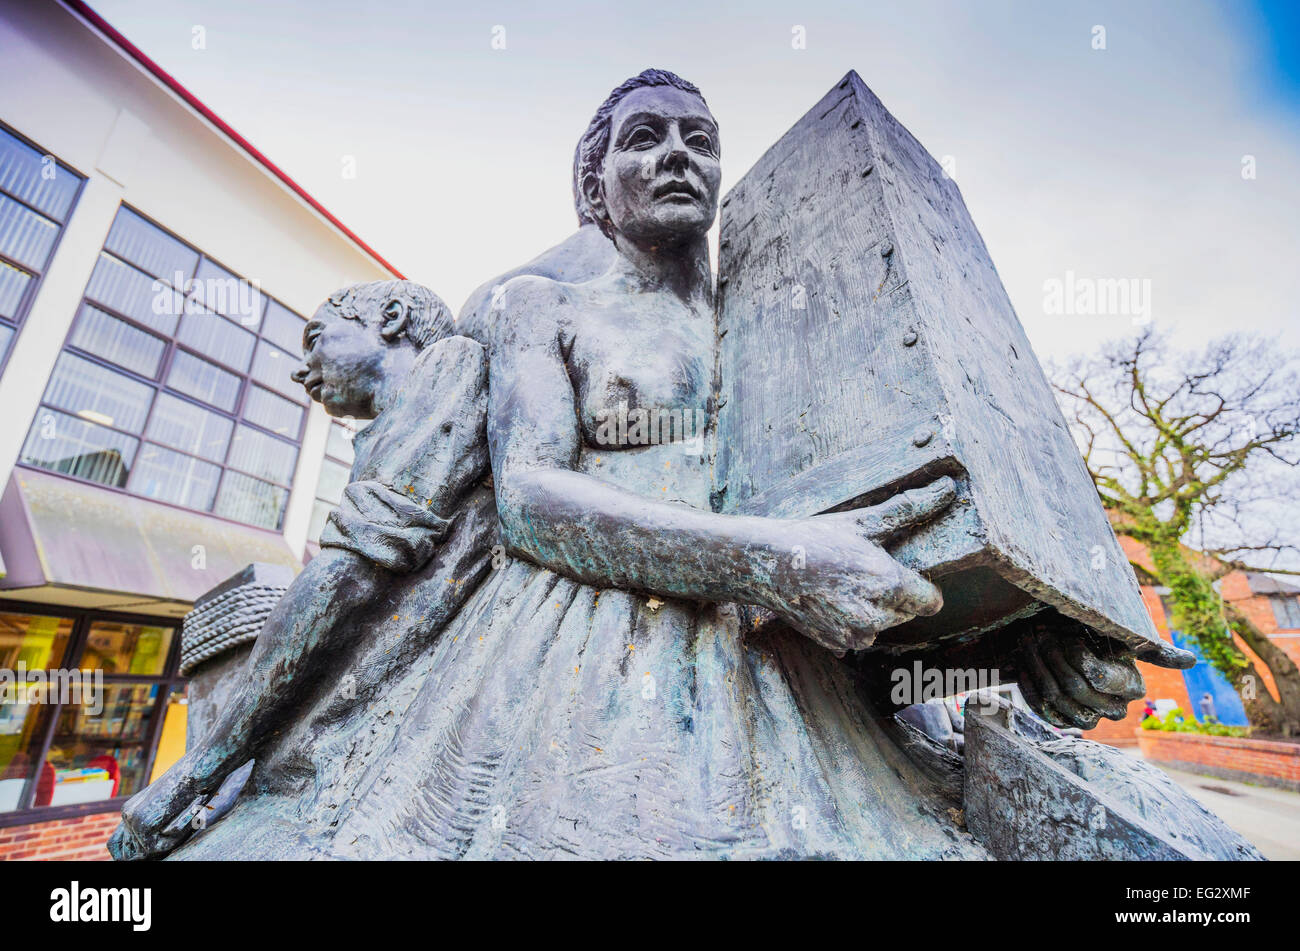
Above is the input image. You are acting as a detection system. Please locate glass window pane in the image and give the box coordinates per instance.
[1272,596,1300,630]
[242,385,303,438]
[42,684,163,803]
[250,339,307,404]
[84,253,181,337]
[0,128,81,221]
[214,470,287,529]
[42,352,152,433]
[307,497,332,543]
[262,300,305,353]
[80,621,174,676]
[316,457,350,506]
[166,350,241,412]
[20,408,138,487]
[0,323,13,364]
[0,613,74,814]
[226,424,297,485]
[0,705,53,813]
[0,192,58,271]
[191,258,262,329]
[0,612,74,671]
[0,259,32,321]
[148,684,187,784]
[325,420,359,464]
[144,392,232,462]
[104,206,197,283]
[130,443,222,510]
[69,303,166,377]
[177,307,254,371]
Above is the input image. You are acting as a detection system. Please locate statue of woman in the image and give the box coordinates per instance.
[148,69,1178,862]
[312,70,1160,860]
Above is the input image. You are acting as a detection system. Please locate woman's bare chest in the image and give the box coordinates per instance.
[565,311,711,449]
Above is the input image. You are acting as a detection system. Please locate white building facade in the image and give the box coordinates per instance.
[0,0,396,834]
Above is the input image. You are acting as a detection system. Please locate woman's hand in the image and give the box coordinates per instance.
[762,477,957,653]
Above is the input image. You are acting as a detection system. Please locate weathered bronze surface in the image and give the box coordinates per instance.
[716,71,1159,659]
[962,702,1262,860]
[109,283,497,859]
[103,68,1254,863]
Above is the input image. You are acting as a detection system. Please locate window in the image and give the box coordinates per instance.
[0,605,182,821]
[1271,595,1300,630]
[306,419,360,543]
[0,123,85,365]
[18,205,310,530]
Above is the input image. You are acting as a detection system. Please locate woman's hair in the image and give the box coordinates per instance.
[324,280,454,350]
[572,68,710,237]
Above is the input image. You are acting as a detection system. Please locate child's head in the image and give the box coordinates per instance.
[319,281,455,349]
[293,280,454,418]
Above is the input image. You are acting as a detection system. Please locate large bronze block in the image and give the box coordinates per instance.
[715,71,1158,652]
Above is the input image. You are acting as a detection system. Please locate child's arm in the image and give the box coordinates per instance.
[110,337,492,860]
[320,335,490,571]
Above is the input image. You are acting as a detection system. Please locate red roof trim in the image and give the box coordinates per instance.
[63,0,405,279]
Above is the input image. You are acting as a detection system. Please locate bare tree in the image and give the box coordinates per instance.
[1052,328,1300,736]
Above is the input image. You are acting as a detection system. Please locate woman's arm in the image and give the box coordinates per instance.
[487,280,952,652]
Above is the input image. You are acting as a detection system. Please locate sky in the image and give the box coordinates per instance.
[86,0,1300,367]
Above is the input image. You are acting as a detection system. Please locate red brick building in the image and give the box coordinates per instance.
[1221,571,1300,668]
[1086,536,1298,746]
[0,811,119,861]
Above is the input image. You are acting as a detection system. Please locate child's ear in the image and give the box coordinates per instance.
[379,298,410,342]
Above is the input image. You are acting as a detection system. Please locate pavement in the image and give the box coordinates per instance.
[1119,749,1300,860]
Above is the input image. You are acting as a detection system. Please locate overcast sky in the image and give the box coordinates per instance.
[88,0,1299,366]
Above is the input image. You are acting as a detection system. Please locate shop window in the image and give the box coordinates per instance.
[80,621,174,677]
[0,606,181,820]
[0,613,74,813]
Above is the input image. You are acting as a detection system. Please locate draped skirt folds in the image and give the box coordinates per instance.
[327,558,987,860]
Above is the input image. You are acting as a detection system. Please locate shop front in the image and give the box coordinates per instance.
[0,603,187,847]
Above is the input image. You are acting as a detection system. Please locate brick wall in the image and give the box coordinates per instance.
[1136,730,1300,791]
[1222,571,1300,668]
[1087,538,1299,745]
[0,811,118,861]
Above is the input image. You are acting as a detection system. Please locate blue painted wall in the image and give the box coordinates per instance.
[1169,628,1250,727]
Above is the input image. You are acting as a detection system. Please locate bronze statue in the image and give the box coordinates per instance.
[110,69,1259,862]
[110,282,495,860]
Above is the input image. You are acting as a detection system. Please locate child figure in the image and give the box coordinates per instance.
[110,281,492,860]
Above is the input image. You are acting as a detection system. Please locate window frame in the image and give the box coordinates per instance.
[0,598,185,828]
[307,419,360,544]
[17,202,311,531]
[1270,595,1300,631]
[0,120,88,375]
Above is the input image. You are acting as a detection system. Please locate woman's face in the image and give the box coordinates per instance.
[597,85,721,244]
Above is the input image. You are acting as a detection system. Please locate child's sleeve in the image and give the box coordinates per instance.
[320,336,490,572]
